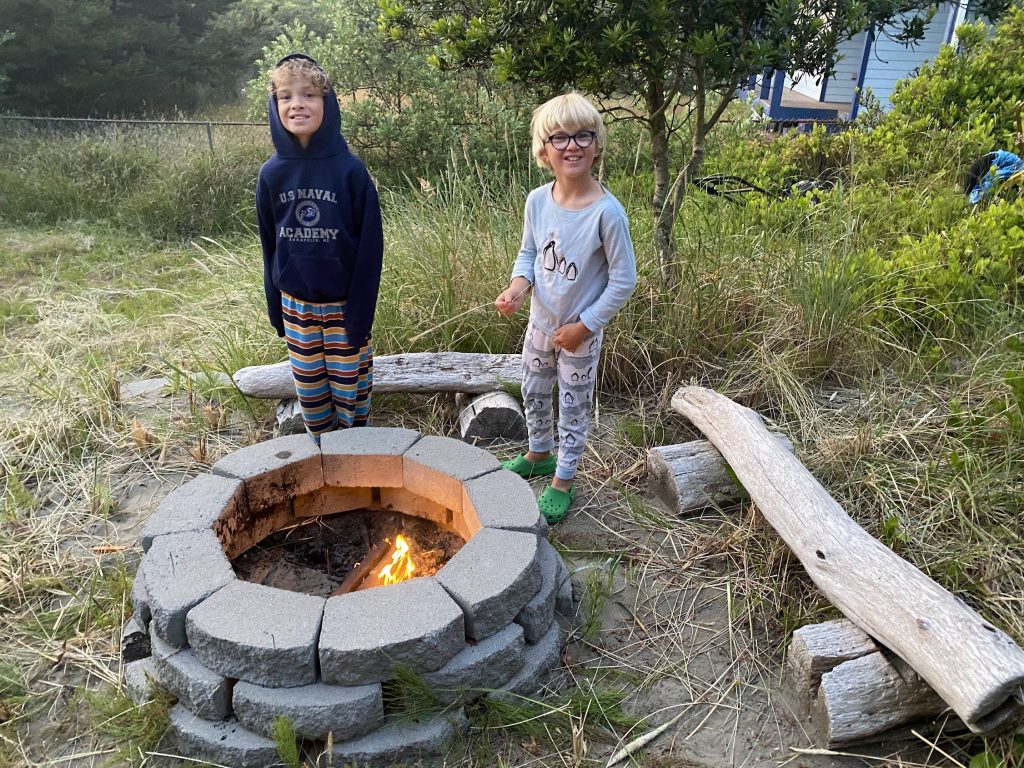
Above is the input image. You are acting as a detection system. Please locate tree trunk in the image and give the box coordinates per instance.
[647,84,677,288]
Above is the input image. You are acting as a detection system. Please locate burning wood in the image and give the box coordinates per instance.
[331,535,417,596]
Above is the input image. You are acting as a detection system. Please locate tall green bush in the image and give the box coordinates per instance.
[889,4,1024,149]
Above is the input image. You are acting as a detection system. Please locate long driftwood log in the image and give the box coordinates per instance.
[671,385,1024,733]
[233,352,521,399]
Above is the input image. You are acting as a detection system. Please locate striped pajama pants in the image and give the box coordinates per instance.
[281,293,372,442]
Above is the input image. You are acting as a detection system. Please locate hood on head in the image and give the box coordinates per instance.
[268,53,348,159]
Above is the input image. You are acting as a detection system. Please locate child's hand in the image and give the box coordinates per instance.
[554,321,590,352]
[494,278,531,317]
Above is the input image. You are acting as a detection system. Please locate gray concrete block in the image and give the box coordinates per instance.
[377,485,453,530]
[331,711,468,767]
[320,578,465,686]
[130,562,151,629]
[422,623,526,704]
[121,615,150,663]
[462,470,548,537]
[144,530,235,648]
[140,473,247,552]
[150,628,232,720]
[321,426,421,488]
[493,621,564,700]
[233,680,383,741]
[216,499,297,560]
[404,435,501,482]
[167,705,278,768]
[211,433,323,511]
[515,539,561,643]
[555,557,576,619]
[123,656,158,706]
[402,437,503,538]
[187,581,325,688]
[435,528,540,641]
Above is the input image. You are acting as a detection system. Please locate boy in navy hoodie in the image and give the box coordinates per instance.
[257,53,384,442]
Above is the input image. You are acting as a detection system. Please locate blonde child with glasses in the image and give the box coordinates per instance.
[494,92,637,524]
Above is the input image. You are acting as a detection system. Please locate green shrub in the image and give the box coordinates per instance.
[856,196,1024,337]
[889,6,1024,149]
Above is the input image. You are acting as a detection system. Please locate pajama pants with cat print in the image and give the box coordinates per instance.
[520,321,602,482]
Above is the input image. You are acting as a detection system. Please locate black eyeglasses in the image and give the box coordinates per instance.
[545,131,596,150]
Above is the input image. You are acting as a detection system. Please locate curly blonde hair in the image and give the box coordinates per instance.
[531,93,606,171]
[268,55,330,96]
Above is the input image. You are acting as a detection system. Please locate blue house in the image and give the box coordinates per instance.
[750,0,977,125]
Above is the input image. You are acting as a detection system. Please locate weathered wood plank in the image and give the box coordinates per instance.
[647,436,793,515]
[670,385,1024,732]
[233,353,521,399]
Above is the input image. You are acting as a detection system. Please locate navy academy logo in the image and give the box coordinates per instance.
[279,199,338,241]
[296,201,321,227]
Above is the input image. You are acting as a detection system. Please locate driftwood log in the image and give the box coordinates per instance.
[456,391,527,444]
[788,619,954,745]
[647,436,793,515]
[233,352,521,399]
[671,385,1024,733]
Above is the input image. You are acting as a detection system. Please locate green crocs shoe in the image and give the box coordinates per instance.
[501,453,557,479]
[537,483,575,525]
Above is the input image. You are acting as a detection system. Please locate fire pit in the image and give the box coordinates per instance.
[125,428,572,767]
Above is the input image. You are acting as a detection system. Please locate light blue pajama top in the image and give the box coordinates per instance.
[511,182,637,335]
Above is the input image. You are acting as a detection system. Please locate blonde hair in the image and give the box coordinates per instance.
[268,57,330,96]
[531,93,606,170]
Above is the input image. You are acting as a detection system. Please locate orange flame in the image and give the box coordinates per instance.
[378,535,415,585]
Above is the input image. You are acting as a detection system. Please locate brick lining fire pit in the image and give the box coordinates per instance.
[126,428,572,767]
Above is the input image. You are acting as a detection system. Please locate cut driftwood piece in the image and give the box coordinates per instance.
[815,652,951,747]
[276,399,304,435]
[670,385,1024,733]
[457,391,527,444]
[233,352,521,399]
[786,618,878,694]
[647,436,793,515]
[788,619,982,745]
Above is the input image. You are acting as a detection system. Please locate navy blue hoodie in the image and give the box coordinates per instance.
[256,62,383,348]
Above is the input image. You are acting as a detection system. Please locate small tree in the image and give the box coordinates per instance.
[382,0,941,285]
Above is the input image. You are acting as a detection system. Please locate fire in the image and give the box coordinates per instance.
[378,535,415,585]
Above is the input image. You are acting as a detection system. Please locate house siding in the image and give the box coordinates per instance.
[825,33,869,107]
[862,5,956,106]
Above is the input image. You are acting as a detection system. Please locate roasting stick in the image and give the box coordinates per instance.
[407,284,530,344]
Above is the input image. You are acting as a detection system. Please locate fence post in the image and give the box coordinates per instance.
[206,121,214,151]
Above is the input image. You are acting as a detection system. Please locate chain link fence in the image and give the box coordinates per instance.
[0,114,271,151]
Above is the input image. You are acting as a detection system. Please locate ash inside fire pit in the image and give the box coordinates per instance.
[232,511,465,598]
